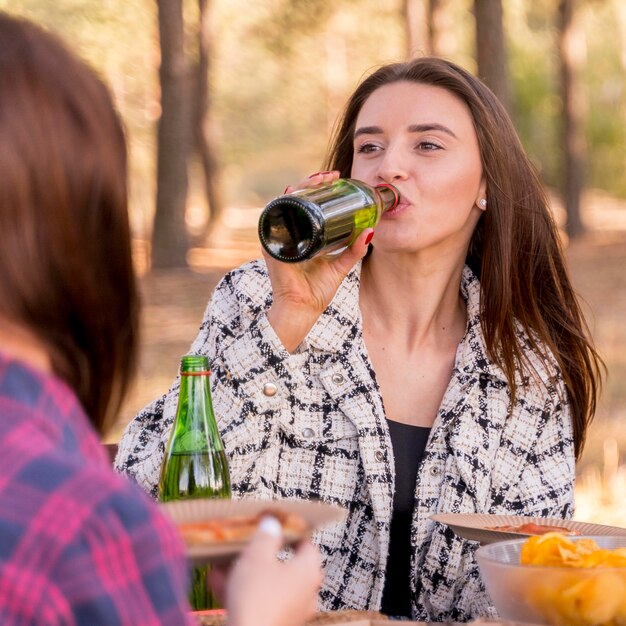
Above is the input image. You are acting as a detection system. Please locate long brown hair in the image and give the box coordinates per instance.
[325,57,603,458]
[0,13,139,434]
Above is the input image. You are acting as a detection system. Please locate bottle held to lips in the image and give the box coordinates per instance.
[258,178,400,263]
[158,354,231,611]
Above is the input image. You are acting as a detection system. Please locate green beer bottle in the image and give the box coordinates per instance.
[258,178,399,263]
[158,354,231,610]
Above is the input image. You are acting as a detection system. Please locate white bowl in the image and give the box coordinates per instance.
[476,536,626,626]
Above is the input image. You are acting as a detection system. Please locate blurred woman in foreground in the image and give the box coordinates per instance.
[0,12,320,625]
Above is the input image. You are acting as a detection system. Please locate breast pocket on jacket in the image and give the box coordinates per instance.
[212,375,275,454]
[276,403,361,500]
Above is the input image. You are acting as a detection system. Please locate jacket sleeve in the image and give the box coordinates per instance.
[115,262,296,498]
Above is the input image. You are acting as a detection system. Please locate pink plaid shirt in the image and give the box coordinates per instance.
[0,353,196,625]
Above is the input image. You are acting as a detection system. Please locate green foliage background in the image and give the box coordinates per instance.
[3,0,625,235]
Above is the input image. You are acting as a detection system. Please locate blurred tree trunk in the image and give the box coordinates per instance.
[403,0,428,58]
[153,0,191,268]
[558,0,586,238]
[325,16,348,135]
[427,0,451,56]
[196,0,223,238]
[474,0,510,111]
[403,0,451,57]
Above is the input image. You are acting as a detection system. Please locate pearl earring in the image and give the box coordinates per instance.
[479,198,487,208]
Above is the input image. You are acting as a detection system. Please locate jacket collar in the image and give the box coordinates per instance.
[305,262,507,389]
[456,265,508,384]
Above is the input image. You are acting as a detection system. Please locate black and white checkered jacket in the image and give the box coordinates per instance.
[116,260,575,622]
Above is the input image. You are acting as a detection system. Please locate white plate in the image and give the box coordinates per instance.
[430,513,626,544]
[160,498,346,564]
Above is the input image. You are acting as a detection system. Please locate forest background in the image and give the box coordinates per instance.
[3,0,626,524]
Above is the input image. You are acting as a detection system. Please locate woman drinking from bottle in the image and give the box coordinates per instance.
[117,57,603,622]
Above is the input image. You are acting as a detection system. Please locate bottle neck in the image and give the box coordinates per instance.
[177,375,213,430]
[375,183,400,212]
[177,355,217,436]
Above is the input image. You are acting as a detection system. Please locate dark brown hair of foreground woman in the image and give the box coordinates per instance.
[0,13,139,433]
[325,57,603,459]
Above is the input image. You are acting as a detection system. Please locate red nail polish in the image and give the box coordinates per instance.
[283,186,290,194]
[365,232,374,245]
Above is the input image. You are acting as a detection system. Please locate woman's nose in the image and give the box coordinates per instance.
[376,147,409,183]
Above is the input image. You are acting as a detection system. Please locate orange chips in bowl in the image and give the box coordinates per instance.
[520,533,626,626]
[521,532,626,568]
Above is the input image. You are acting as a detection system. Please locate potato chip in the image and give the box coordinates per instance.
[574,538,602,557]
[581,549,626,568]
[520,532,597,567]
[563,573,624,624]
[526,572,582,626]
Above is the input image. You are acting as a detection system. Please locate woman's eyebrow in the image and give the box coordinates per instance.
[354,125,383,138]
[408,123,457,138]
[354,123,458,138]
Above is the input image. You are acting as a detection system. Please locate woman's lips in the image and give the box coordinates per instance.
[383,200,411,217]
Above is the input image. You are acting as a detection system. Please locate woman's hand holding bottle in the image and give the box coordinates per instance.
[265,171,374,353]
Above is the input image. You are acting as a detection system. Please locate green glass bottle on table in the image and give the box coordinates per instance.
[258,177,400,263]
[158,354,231,611]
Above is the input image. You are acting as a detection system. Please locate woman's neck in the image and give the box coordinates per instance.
[0,316,51,374]
[359,251,467,348]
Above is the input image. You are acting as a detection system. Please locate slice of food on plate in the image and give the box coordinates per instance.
[178,509,309,545]
[488,522,580,536]
[430,512,626,545]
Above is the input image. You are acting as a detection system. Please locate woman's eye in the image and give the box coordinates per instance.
[356,142,380,154]
[417,141,443,151]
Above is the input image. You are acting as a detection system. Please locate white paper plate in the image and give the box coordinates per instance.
[160,498,346,564]
[430,513,626,544]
